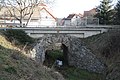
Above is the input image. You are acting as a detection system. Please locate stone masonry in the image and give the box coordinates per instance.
[30,34,105,73]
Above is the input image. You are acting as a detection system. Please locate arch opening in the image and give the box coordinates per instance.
[61,43,69,65]
[43,43,69,67]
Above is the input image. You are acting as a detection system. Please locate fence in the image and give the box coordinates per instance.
[0,17,99,27]
[56,18,99,26]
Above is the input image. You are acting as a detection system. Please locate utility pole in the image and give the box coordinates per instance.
[13,0,15,25]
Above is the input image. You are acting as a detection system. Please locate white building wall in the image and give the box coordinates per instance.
[71,16,81,26]
[64,20,71,26]
[1,7,56,27]
[64,15,82,26]
[39,18,56,27]
[27,22,39,27]
[38,9,56,27]
[71,16,76,26]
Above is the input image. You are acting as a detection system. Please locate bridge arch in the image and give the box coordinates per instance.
[30,34,105,73]
[38,34,70,65]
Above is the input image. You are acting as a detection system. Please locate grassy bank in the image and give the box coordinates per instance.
[82,29,120,80]
[0,30,64,80]
[60,66,105,80]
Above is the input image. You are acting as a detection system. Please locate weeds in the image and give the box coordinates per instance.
[3,29,34,45]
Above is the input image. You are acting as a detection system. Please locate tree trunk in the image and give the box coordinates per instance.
[25,11,33,27]
[20,11,23,27]
[20,20,23,27]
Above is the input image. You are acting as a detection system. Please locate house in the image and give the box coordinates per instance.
[83,8,99,25]
[57,8,98,27]
[63,14,82,26]
[83,8,97,18]
[27,2,57,27]
[0,1,57,27]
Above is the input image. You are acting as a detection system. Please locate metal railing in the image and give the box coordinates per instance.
[0,17,99,27]
[56,18,99,26]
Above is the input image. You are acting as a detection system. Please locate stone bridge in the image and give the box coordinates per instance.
[30,34,105,73]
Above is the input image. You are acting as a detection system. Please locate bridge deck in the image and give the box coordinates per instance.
[0,27,108,38]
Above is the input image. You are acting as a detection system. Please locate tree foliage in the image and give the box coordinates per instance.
[3,29,34,45]
[114,0,120,25]
[95,0,113,25]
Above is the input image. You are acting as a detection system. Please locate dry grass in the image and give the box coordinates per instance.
[0,33,19,50]
[0,31,64,80]
[82,29,120,80]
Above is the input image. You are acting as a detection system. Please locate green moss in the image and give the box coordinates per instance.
[0,77,8,80]
[4,66,17,74]
[61,67,105,80]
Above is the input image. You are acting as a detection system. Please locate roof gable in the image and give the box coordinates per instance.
[40,7,56,20]
[83,8,97,17]
[66,14,76,20]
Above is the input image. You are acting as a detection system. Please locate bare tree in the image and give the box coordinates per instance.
[2,0,55,27]
[0,0,4,10]
[37,0,55,9]
[3,0,38,27]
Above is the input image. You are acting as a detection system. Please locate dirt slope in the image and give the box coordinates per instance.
[83,29,120,80]
[0,32,64,80]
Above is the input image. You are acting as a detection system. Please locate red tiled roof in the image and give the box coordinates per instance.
[90,8,96,11]
[83,8,97,17]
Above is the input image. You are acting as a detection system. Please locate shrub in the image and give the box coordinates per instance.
[84,29,120,58]
[3,29,34,45]
[44,50,64,67]
[46,50,63,60]
[100,29,120,58]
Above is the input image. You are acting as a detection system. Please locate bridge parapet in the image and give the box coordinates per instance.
[0,27,109,38]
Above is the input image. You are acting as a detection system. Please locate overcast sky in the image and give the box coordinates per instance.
[52,0,118,18]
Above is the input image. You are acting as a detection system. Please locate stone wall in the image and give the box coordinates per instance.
[30,34,105,73]
[68,37,105,73]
